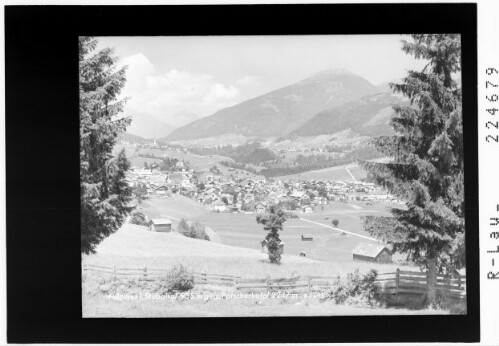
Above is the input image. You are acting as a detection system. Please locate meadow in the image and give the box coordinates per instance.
[82,223,408,279]
[136,195,401,265]
[274,163,367,182]
[82,222,423,318]
[82,198,421,318]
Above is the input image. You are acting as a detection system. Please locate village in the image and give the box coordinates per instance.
[125,162,404,215]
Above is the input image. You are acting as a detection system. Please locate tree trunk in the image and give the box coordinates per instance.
[426,258,438,305]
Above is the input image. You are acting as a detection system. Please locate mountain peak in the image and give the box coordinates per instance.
[312,67,357,77]
[298,68,363,85]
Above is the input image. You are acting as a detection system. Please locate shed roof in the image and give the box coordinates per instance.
[150,218,172,225]
[351,243,390,257]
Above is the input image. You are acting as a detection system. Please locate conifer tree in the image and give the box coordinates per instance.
[360,34,463,304]
[80,36,133,254]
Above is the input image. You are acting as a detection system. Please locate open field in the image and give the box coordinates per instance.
[137,196,407,266]
[192,202,393,263]
[82,220,452,317]
[138,195,209,220]
[274,163,367,182]
[82,223,408,279]
[129,148,265,178]
[138,148,233,170]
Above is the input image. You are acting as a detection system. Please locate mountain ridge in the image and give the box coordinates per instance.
[162,68,377,141]
[291,92,405,137]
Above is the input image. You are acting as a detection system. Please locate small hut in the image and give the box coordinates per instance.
[148,219,172,232]
[351,243,392,263]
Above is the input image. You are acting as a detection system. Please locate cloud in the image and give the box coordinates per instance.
[236,75,262,87]
[119,53,241,128]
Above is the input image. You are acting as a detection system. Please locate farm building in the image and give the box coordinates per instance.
[254,201,268,214]
[301,234,313,241]
[351,243,392,263]
[302,205,313,213]
[155,185,169,196]
[212,200,227,213]
[148,219,172,232]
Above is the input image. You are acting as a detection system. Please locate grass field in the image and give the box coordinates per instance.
[82,199,431,318]
[138,148,233,170]
[274,163,367,182]
[135,196,406,266]
[192,201,393,263]
[82,222,407,279]
[82,222,428,318]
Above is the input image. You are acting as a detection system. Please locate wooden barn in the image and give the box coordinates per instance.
[148,219,172,232]
[155,185,169,196]
[301,234,313,241]
[351,243,392,263]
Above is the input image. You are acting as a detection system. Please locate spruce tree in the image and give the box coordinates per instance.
[80,37,133,254]
[360,34,463,304]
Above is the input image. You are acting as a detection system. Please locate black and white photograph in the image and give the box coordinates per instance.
[80,34,467,318]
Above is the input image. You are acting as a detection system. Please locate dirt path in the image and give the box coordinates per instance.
[344,164,358,182]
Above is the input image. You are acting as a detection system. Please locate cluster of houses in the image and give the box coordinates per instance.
[124,165,403,215]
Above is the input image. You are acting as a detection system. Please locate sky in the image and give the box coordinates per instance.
[96,35,428,129]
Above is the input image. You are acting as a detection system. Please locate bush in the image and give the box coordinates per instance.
[323,269,380,307]
[326,280,351,304]
[165,264,195,293]
[187,222,210,241]
[130,212,148,226]
[177,219,210,241]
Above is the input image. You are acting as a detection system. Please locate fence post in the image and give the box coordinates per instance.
[266,274,271,292]
[144,266,147,279]
[458,274,462,290]
[307,276,311,294]
[113,265,117,281]
[395,268,400,303]
[202,273,207,283]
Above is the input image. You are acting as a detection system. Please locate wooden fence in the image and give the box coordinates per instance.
[82,264,241,286]
[234,275,343,293]
[374,269,466,299]
[83,264,466,298]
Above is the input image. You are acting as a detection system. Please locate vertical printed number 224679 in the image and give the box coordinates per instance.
[485,68,499,143]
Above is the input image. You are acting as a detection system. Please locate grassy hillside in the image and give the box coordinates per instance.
[82,220,409,279]
[274,163,367,182]
[133,195,410,268]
